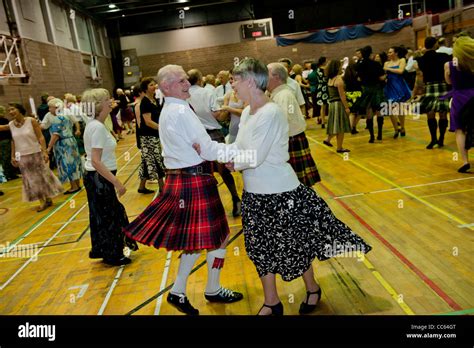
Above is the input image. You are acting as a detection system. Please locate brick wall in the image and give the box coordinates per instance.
[138,26,415,77]
[0,39,114,115]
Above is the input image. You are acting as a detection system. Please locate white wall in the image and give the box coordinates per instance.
[120,18,273,56]
[0,3,9,35]
[12,0,49,43]
[49,1,74,50]
[76,14,91,53]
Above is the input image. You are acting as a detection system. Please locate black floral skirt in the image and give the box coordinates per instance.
[84,170,137,260]
[242,184,372,281]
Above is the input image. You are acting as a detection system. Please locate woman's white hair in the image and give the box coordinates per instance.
[233,58,268,91]
[81,88,110,118]
[47,98,64,109]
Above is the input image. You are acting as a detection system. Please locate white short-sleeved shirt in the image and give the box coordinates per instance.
[84,119,117,171]
[286,77,306,106]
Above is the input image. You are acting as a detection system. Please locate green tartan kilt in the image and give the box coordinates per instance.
[419,82,450,113]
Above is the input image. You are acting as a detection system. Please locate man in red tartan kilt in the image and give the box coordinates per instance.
[267,62,321,186]
[123,64,243,315]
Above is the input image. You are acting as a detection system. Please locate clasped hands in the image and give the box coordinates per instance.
[192,143,235,172]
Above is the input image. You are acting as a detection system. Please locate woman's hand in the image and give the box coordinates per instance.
[115,181,127,197]
[75,129,81,137]
[42,151,49,163]
[11,158,19,168]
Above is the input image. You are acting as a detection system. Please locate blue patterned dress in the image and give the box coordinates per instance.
[50,114,83,184]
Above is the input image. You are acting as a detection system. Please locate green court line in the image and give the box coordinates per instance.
[436,307,474,316]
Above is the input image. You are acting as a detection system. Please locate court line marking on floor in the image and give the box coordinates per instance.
[154,251,173,315]
[0,150,141,255]
[420,188,474,198]
[318,182,463,312]
[97,265,125,315]
[332,177,474,200]
[0,203,88,291]
[0,145,141,256]
[0,149,142,288]
[361,257,415,315]
[307,135,474,231]
[436,307,474,315]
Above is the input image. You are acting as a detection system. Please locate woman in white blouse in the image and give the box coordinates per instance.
[196,58,372,315]
[82,88,137,266]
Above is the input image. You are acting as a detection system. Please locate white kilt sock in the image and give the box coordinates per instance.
[170,252,200,296]
[205,248,226,295]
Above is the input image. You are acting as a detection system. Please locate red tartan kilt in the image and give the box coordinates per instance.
[288,132,321,186]
[123,173,229,251]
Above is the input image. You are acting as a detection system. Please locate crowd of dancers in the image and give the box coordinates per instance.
[0,33,472,315]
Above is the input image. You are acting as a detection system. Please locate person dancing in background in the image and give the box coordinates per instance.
[267,62,321,186]
[384,46,412,138]
[7,103,63,212]
[444,35,474,173]
[82,88,138,266]
[413,36,451,149]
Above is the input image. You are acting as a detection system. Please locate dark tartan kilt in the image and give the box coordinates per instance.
[419,82,450,113]
[356,85,385,114]
[123,166,229,251]
[288,132,321,186]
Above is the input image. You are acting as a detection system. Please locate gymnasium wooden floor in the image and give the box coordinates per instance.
[0,114,473,316]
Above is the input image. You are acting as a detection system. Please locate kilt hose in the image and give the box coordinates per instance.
[288,132,321,186]
[123,162,229,251]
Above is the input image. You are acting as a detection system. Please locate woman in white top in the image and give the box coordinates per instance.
[82,88,137,267]
[7,103,63,211]
[195,58,372,315]
[221,74,246,144]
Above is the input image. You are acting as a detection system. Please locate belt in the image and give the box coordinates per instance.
[166,163,213,176]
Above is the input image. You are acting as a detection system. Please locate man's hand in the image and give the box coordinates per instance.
[192,143,201,155]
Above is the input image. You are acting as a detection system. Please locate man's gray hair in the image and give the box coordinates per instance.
[267,62,288,83]
[157,64,184,89]
[233,58,268,92]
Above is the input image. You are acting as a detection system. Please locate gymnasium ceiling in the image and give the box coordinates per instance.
[64,0,473,36]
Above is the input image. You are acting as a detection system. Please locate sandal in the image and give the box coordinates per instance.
[299,288,322,314]
[257,302,283,316]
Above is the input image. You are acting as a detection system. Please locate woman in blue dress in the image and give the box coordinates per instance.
[46,98,83,194]
[383,46,412,138]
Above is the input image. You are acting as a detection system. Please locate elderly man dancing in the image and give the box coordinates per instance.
[123,65,243,315]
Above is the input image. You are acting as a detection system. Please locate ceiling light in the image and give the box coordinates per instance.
[109,4,116,9]
[183,7,190,10]
[122,14,125,17]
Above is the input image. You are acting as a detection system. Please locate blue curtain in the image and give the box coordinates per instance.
[276,19,413,46]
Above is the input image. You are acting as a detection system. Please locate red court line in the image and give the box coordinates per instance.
[318,182,463,312]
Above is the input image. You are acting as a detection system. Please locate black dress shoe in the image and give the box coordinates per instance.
[258,302,283,316]
[426,140,437,149]
[103,256,131,266]
[0,191,4,196]
[167,293,199,315]
[458,163,471,173]
[89,250,103,259]
[204,287,243,303]
[138,188,154,194]
[323,140,333,147]
[299,288,322,315]
[336,148,350,153]
[232,199,241,217]
[400,129,406,137]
